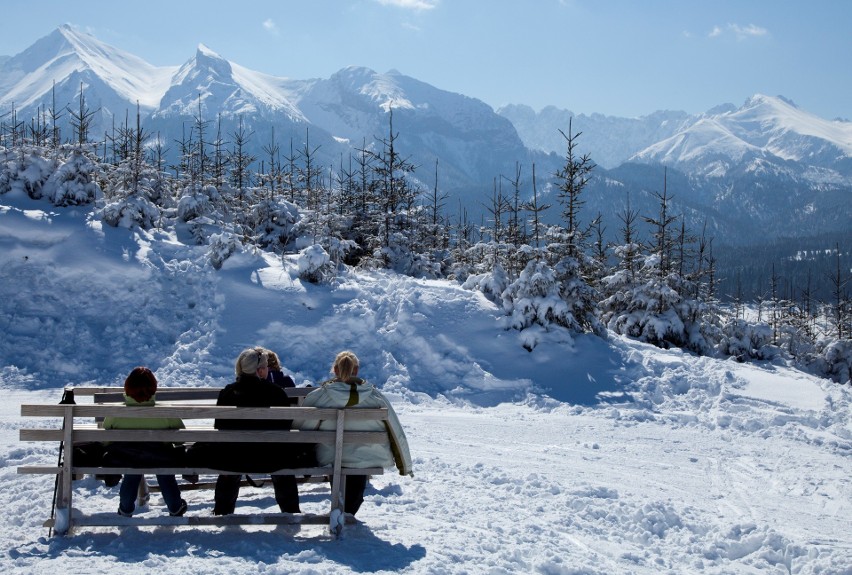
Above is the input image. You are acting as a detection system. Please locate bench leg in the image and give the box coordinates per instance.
[53,468,72,536]
[329,475,347,538]
[53,405,75,536]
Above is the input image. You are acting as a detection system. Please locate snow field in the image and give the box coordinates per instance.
[0,193,850,573]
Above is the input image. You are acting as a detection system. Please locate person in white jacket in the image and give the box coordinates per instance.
[295,351,413,515]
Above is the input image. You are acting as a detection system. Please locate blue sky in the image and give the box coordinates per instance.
[2,0,850,120]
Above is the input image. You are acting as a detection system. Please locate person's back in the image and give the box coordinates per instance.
[104,367,187,518]
[211,347,301,515]
[298,377,410,472]
[295,351,412,516]
[103,394,183,431]
[215,373,292,431]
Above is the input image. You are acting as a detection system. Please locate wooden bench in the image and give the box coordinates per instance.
[18,386,398,537]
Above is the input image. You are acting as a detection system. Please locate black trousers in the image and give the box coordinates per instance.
[342,474,368,515]
[213,474,300,515]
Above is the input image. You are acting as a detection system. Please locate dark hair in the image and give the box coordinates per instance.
[124,367,158,403]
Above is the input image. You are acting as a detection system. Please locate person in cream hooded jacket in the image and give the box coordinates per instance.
[295,351,412,515]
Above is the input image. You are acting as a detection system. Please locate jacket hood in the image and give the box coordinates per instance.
[123,394,155,407]
[321,378,374,407]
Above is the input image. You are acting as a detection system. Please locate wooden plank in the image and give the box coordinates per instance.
[18,465,383,476]
[92,388,315,402]
[20,428,388,443]
[66,386,121,396]
[330,410,346,515]
[94,390,220,402]
[17,466,63,474]
[75,386,213,397]
[21,404,387,421]
[43,512,358,528]
[78,386,315,401]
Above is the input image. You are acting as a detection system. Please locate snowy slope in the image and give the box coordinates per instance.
[1,190,851,574]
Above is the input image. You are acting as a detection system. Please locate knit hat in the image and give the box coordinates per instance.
[124,367,157,403]
[236,348,269,376]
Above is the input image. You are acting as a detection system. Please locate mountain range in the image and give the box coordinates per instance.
[1,25,850,249]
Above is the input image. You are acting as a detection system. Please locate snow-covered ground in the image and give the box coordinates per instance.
[1,191,850,574]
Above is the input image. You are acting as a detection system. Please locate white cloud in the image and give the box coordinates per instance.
[374,0,438,10]
[262,18,280,36]
[708,23,768,40]
[730,23,768,40]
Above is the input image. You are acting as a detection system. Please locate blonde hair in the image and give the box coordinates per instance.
[266,350,281,371]
[333,350,360,382]
[235,347,268,377]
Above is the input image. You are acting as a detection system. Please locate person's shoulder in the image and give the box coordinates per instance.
[301,382,331,403]
[216,381,241,404]
[220,380,239,392]
[307,379,335,391]
[270,370,295,388]
[359,382,390,404]
[258,378,292,404]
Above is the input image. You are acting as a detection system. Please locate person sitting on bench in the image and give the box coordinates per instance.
[102,367,188,518]
[295,351,413,515]
[211,347,302,515]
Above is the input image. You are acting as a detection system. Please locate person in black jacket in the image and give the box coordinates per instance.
[212,347,301,515]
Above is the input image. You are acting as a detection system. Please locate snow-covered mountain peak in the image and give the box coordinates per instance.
[0,24,175,110]
[156,42,306,121]
[171,44,233,88]
[326,66,414,112]
[630,93,852,176]
[729,94,852,156]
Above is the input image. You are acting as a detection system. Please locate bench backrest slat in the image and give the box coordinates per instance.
[91,387,315,403]
[20,428,388,443]
[20,404,387,421]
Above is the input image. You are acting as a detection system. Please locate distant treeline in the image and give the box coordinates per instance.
[715,231,851,304]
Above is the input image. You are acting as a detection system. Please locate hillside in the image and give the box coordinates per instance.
[1,183,851,574]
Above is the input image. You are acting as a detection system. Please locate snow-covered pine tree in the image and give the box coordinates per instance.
[545,118,604,336]
[605,176,716,352]
[600,192,644,327]
[228,115,255,201]
[99,104,164,228]
[363,109,420,272]
[44,148,101,207]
